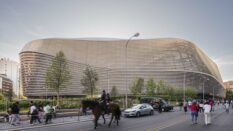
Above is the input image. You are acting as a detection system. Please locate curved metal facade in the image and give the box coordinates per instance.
[20,38,225,97]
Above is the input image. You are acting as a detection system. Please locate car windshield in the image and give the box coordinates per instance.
[132,105,142,109]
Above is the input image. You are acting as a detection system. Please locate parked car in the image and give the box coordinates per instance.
[140,97,173,112]
[124,103,154,117]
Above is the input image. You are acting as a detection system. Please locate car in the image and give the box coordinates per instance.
[124,103,154,117]
[140,97,174,112]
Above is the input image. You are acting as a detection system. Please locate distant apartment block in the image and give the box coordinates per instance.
[0,74,13,98]
[224,80,233,91]
[0,58,20,97]
[20,38,226,98]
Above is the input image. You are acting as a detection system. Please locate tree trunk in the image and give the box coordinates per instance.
[56,92,60,106]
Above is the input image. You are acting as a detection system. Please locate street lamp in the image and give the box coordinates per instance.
[202,77,209,101]
[183,72,186,103]
[125,32,140,108]
[43,86,48,101]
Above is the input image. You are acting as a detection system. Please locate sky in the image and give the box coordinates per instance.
[0,0,233,81]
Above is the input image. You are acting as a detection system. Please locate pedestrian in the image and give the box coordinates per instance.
[190,101,198,124]
[44,103,52,124]
[225,101,230,113]
[209,99,214,112]
[179,101,183,111]
[158,101,162,113]
[38,101,44,122]
[203,101,211,125]
[183,100,188,114]
[29,101,41,125]
[10,102,20,125]
[52,105,57,118]
[199,101,204,113]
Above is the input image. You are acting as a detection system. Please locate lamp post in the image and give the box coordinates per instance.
[43,86,48,101]
[125,32,140,109]
[202,78,209,101]
[183,72,186,103]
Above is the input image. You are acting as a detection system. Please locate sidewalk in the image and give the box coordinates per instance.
[0,114,104,131]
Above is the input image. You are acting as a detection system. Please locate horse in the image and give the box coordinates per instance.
[81,100,121,129]
[81,100,106,129]
[107,103,121,127]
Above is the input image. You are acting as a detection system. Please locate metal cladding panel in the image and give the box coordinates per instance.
[20,38,225,97]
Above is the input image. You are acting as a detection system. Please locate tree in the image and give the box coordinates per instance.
[156,80,166,95]
[45,51,71,106]
[186,87,198,99]
[145,78,156,96]
[129,77,144,97]
[81,66,99,98]
[110,86,119,97]
[164,85,174,100]
[226,90,233,99]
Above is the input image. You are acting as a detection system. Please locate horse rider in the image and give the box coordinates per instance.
[101,90,108,114]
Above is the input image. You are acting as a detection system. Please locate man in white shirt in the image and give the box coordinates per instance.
[225,101,229,112]
[203,102,211,125]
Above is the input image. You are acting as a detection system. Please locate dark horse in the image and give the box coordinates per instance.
[81,100,121,129]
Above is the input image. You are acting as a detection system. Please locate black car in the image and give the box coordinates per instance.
[140,97,173,112]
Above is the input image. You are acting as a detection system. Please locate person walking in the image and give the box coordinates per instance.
[199,101,204,113]
[183,100,188,114]
[44,103,52,124]
[38,101,44,122]
[190,101,198,124]
[225,101,230,113]
[29,101,41,125]
[10,102,20,125]
[203,101,211,125]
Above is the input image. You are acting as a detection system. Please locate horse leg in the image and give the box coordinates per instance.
[102,114,105,124]
[108,114,114,128]
[94,116,97,129]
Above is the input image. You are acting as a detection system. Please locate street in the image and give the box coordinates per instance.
[7,105,231,131]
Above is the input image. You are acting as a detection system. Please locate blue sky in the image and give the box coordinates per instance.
[0,0,233,81]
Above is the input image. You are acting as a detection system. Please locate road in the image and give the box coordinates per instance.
[4,105,233,131]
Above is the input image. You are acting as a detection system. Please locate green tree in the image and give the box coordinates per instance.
[146,78,156,96]
[156,80,166,95]
[110,86,119,97]
[81,66,99,98]
[173,88,184,101]
[186,87,198,99]
[129,77,144,97]
[226,90,233,99]
[45,51,71,106]
[164,85,174,96]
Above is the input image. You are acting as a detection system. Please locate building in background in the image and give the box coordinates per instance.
[20,38,225,98]
[0,74,13,99]
[224,80,233,91]
[0,58,20,98]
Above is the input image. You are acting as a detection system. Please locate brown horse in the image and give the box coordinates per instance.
[81,100,121,129]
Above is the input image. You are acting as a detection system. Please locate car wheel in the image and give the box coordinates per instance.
[150,110,154,115]
[136,112,140,117]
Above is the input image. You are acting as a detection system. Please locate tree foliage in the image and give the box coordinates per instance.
[81,66,99,98]
[45,51,71,106]
[129,77,144,97]
[145,78,156,96]
[164,85,174,98]
[156,80,166,95]
[110,86,119,97]
[226,90,233,99]
[185,87,198,98]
